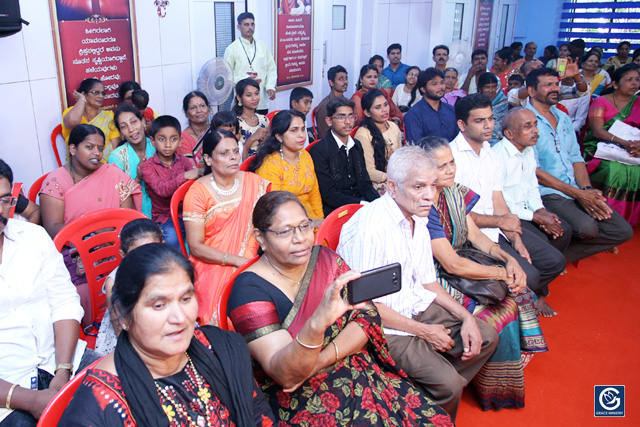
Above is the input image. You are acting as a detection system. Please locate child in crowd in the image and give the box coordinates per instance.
[508,74,525,91]
[211,110,243,156]
[211,110,240,138]
[139,115,201,250]
[95,218,163,355]
[131,89,155,134]
[289,86,315,146]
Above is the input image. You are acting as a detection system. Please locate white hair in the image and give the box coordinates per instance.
[387,145,435,186]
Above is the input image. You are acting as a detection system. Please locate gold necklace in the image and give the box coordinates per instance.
[264,254,303,286]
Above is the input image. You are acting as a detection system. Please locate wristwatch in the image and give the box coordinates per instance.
[582,186,594,190]
[55,363,74,374]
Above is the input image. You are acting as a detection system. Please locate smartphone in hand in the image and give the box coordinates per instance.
[557,58,568,78]
[347,263,402,304]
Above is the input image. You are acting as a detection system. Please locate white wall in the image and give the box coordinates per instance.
[0,0,197,191]
[0,0,485,190]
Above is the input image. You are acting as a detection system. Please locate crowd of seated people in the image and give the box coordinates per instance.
[3,34,640,426]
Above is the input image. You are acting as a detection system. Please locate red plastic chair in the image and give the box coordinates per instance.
[51,124,64,167]
[350,126,360,138]
[314,204,363,251]
[37,356,104,427]
[28,173,49,203]
[216,256,260,331]
[239,155,255,172]
[170,180,196,257]
[311,106,318,140]
[53,208,147,348]
[265,110,281,123]
[305,140,318,152]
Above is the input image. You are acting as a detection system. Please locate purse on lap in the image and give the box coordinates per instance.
[439,245,509,305]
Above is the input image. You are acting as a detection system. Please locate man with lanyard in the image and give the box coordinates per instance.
[224,12,277,115]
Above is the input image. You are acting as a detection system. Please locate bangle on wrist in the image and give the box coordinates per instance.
[221,253,229,266]
[333,341,339,363]
[6,383,19,409]
[295,333,323,349]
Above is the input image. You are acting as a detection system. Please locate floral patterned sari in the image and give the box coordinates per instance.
[228,246,454,426]
[429,184,548,410]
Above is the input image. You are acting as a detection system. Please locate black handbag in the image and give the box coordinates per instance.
[439,246,509,305]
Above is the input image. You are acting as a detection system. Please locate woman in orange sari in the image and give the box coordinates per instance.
[183,130,270,326]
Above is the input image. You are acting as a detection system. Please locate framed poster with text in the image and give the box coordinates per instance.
[473,0,494,52]
[49,0,140,111]
[274,0,313,90]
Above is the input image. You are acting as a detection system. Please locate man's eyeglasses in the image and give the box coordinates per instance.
[329,114,357,122]
[0,196,18,208]
[88,90,106,96]
[264,220,315,238]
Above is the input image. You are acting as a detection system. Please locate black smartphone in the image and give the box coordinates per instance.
[347,263,402,304]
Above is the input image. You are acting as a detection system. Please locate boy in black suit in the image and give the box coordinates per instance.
[309,97,379,216]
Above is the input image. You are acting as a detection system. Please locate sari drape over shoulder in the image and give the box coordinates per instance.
[584,95,640,226]
[429,184,548,411]
[228,246,454,426]
[183,173,270,326]
[39,164,142,224]
[178,128,210,168]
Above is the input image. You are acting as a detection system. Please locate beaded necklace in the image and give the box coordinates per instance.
[155,354,213,426]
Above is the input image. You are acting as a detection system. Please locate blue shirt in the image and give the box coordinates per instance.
[382,63,410,88]
[525,103,584,199]
[404,98,458,144]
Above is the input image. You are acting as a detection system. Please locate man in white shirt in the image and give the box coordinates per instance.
[0,168,89,426]
[337,146,497,420]
[493,107,572,316]
[224,12,277,114]
[450,94,566,316]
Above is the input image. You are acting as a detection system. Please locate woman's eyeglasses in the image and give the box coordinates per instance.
[88,90,106,96]
[264,220,314,238]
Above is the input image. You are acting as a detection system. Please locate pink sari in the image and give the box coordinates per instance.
[40,164,141,223]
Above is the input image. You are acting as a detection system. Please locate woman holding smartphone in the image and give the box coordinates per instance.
[227,191,452,426]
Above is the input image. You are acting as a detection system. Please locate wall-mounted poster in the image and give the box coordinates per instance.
[274,0,313,90]
[473,0,494,52]
[49,0,140,110]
